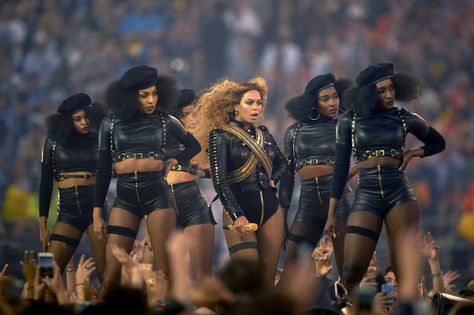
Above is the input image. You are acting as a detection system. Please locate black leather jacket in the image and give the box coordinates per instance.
[39,132,98,217]
[94,111,201,208]
[208,121,288,222]
[331,107,445,199]
[279,116,337,209]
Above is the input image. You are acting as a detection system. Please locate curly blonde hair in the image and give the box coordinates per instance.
[188,77,268,164]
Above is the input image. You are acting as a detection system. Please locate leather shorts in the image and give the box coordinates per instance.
[56,185,94,232]
[113,172,173,218]
[293,174,353,227]
[351,165,416,217]
[169,181,213,228]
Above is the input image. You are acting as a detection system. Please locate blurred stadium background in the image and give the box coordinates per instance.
[0,0,473,288]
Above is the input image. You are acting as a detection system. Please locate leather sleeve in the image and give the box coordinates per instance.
[208,129,245,222]
[278,125,296,209]
[265,128,288,184]
[39,138,54,218]
[166,114,201,163]
[94,117,113,208]
[403,110,445,157]
[331,113,353,199]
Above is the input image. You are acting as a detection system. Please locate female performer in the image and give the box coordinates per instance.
[39,93,106,277]
[93,66,201,295]
[166,89,215,281]
[189,77,288,286]
[279,73,354,276]
[326,63,445,293]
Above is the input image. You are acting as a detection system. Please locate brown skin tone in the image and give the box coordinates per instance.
[38,108,105,279]
[165,102,215,282]
[232,90,265,232]
[281,86,353,285]
[94,84,178,297]
[180,104,194,127]
[224,90,284,286]
[324,78,425,295]
[137,85,159,114]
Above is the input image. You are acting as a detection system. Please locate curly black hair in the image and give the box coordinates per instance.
[46,102,105,144]
[285,78,354,122]
[106,75,179,120]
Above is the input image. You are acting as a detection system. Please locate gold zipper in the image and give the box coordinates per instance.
[170,184,179,215]
[74,185,82,215]
[377,165,384,198]
[315,177,324,206]
[134,171,140,202]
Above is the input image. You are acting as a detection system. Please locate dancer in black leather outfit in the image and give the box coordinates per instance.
[279,73,355,278]
[190,77,288,286]
[166,89,214,282]
[39,93,106,277]
[326,63,445,294]
[93,66,201,295]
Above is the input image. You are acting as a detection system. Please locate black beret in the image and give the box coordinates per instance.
[120,65,158,90]
[177,89,196,109]
[57,93,92,114]
[303,73,336,95]
[356,63,394,87]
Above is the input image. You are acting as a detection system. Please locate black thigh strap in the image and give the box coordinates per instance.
[345,225,379,243]
[107,225,137,239]
[287,233,317,247]
[50,233,80,248]
[228,242,258,256]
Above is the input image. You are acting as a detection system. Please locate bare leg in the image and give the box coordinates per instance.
[86,224,107,282]
[48,222,82,272]
[223,213,258,262]
[342,211,383,294]
[385,201,420,288]
[99,207,140,298]
[333,221,346,276]
[146,208,177,278]
[258,207,284,287]
[184,223,214,282]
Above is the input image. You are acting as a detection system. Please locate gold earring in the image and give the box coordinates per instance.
[234,109,239,116]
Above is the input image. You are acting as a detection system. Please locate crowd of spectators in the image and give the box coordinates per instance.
[0,0,473,292]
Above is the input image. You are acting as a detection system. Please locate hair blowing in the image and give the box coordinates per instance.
[188,77,268,164]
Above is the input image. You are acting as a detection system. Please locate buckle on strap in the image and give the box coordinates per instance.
[172,165,183,171]
[374,149,385,157]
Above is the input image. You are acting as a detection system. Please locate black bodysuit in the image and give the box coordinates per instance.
[94,111,200,218]
[39,132,99,231]
[331,107,445,216]
[208,121,288,225]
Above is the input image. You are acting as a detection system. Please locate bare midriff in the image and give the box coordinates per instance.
[357,156,400,169]
[166,170,198,185]
[57,171,96,189]
[298,165,334,180]
[114,158,164,175]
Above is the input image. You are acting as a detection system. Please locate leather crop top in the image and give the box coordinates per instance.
[331,107,445,199]
[279,116,337,209]
[208,121,288,222]
[336,107,430,162]
[39,132,98,217]
[94,111,201,208]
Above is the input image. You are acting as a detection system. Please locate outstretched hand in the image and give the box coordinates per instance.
[420,231,439,260]
[312,235,334,277]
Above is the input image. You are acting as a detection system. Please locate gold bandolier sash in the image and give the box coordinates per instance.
[222,124,273,185]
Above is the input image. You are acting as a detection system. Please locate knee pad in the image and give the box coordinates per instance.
[107,225,137,239]
[345,225,379,243]
[228,242,258,256]
[50,233,80,248]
